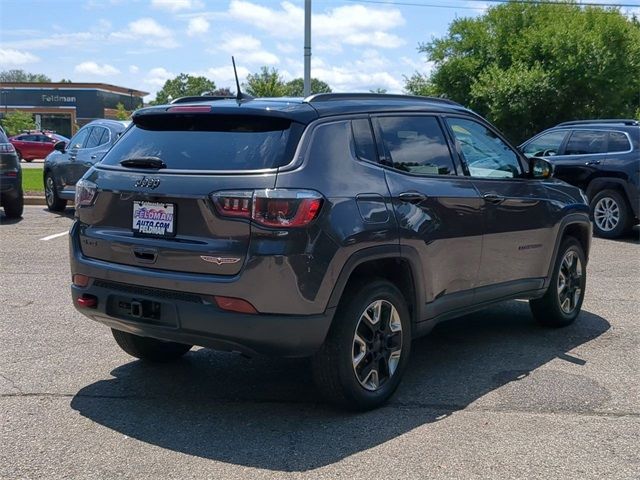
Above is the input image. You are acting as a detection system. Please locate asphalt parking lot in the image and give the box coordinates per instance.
[1,206,638,479]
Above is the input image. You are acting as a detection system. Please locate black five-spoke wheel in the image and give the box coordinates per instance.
[557,250,583,315]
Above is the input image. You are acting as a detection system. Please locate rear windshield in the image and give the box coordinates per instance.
[100,114,303,171]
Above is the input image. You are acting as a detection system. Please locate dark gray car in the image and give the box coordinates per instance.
[44,119,129,211]
[520,120,639,238]
[69,94,592,410]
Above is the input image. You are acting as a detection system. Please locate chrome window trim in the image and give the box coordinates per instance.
[548,128,634,157]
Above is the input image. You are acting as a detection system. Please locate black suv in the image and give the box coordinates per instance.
[520,120,639,238]
[44,119,129,212]
[0,126,23,218]
[70,94,591,410]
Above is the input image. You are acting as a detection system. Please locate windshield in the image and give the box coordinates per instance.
[100,114,304,171]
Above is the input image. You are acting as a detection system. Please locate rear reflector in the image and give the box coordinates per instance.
[72,274,90,287]
[214,296,257,314]
[167,106,212,113]
[76,295,98,308]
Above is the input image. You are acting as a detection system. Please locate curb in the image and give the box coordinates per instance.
[25,196,47,206]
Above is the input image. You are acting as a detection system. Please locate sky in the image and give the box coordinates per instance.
[1,0,638,102]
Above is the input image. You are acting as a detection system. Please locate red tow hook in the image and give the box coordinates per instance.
[76,295,98,309]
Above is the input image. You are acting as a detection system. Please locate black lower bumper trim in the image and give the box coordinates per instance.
[72,283,335,358]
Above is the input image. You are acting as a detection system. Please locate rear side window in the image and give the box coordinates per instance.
[101,114,303,171]
[608,132,631,153]
[377,116,455,175]
[564,130,607,155]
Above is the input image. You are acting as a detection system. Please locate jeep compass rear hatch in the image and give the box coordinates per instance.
[75,106,308,275]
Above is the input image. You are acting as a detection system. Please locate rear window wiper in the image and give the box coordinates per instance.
[120,157,166,169]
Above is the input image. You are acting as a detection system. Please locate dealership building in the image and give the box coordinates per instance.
[0,82,148,138]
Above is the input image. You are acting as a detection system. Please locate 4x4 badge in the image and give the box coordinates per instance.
[200,256,241,265]
[134,177,161,189]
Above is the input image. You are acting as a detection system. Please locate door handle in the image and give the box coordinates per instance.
[90,155,97,160]
[398,192,427,204]
[585,160,601,166]
[482,193,505,204]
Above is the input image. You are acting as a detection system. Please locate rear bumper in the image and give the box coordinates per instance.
[72,281,335,357]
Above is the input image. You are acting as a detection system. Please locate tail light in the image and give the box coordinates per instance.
[0,143,16,153]
[75,179,98,208]
[211,189,323,228]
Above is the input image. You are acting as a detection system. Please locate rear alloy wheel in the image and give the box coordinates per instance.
[312,279,411,410]
[590,189,631,239]
[530,237,586,327]
[44,173,67,212]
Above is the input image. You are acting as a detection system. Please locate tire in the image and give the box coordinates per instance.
[590,189,632,239]
[2,190,24,218]
[530,237,586,328]
[44,172,67,212]
[111,329,192,362]
[312,278,412,411]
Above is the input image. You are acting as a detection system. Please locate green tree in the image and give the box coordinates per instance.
[211,87,233,97]
[406,2,640,143]
[114,102,130,120]
[151,73,216,105]
[59,78,73,83]
[0,111,36,136]
[284,77,332,96]
[369,88,388,94]
[244,67,287,97]
[0,70,51,82]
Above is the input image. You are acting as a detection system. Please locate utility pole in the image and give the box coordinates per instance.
[303,0,311,97]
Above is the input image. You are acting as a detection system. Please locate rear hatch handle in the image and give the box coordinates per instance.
[120,157,167,169]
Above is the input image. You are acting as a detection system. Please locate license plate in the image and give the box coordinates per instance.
[132,201,175,237]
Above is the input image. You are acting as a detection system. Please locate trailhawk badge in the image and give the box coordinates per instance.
[200,256,241,265]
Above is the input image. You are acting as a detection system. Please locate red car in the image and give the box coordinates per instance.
[9,131,69,162]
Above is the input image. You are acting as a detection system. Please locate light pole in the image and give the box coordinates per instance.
[303,0,311,97]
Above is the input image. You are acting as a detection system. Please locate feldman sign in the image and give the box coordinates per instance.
[41,94,76,104]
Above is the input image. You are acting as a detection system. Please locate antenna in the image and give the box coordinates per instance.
[232,56,253,104]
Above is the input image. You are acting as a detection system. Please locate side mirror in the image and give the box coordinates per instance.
[54,141,66,153]
[529,157,553,179]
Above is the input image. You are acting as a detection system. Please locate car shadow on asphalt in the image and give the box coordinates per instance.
[71,301,610,472]
[0,213,23,224]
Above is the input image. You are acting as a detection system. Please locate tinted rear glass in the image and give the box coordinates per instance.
[0,131,8,143]
[564,130,607,155]
[608,132,631,152]
[101,114,303,171]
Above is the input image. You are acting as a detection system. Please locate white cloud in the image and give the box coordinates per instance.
[151,0,203,12]
[217,34,279,65]
[129,65,140,73]
[198,65,250,90]
[187,17,210,36]
[144,67,174,88]
[0,48,39,66]
[228,1,405,48]
[74,61,120,76]
[112,17,178,48]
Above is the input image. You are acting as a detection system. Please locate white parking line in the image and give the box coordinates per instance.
[39,231,69,241]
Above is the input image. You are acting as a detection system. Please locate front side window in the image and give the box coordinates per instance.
[377,116,455,176]
[564,130,607,155]
[522,130,568,158]
[69,128,91,149]
[608,132,631,153]
[446,117,521,179]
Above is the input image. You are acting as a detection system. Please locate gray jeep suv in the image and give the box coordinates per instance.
[69,94,591,410]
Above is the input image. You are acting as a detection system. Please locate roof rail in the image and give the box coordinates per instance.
[557,119,639,127]
[170,95,234,105]
[304,92,461,106]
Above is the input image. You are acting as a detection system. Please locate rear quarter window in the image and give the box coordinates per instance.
[608,132,631,153]
[101,114,304,171]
